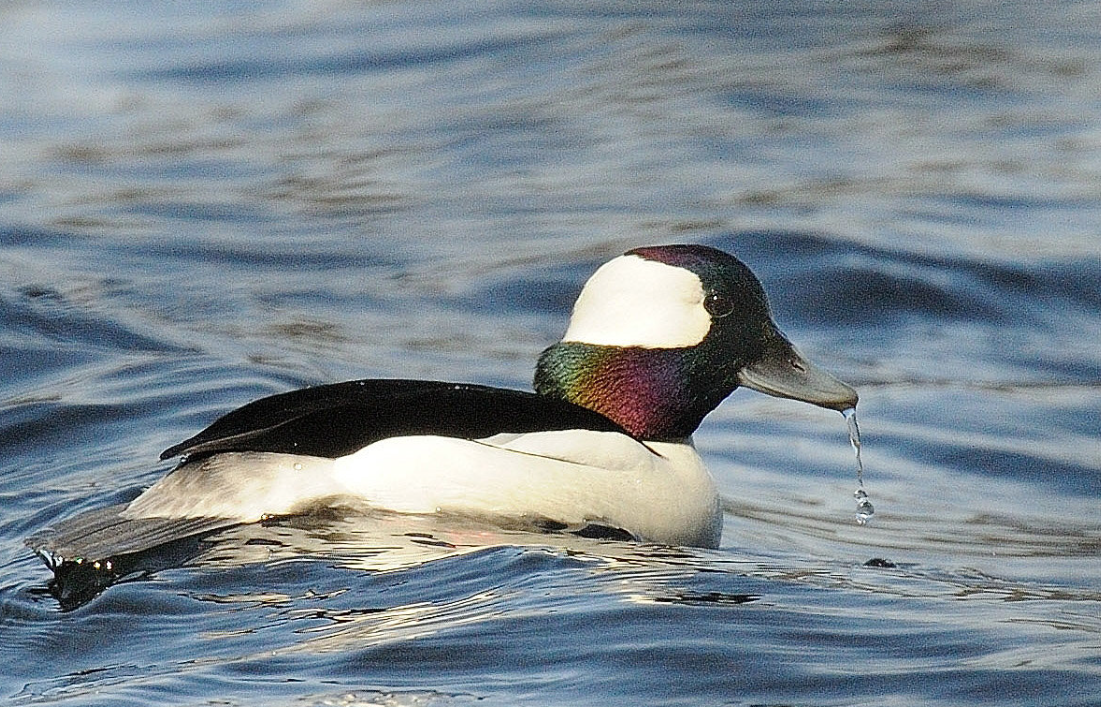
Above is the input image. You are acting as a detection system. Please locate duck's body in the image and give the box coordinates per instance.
[29,244,857,570]
[119,379,721,547]
[130,432,718,547]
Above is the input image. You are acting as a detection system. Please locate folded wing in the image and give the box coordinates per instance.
[161,379,628,461]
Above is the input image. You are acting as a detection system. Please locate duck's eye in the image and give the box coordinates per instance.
[704,292,734,318]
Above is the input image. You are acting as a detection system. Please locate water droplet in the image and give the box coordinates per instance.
[293,462,303,471]
[843,407,863,477]
[854,488,875,526]
[843,407,874,525]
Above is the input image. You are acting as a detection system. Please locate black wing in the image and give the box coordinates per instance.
[160,379,627,461]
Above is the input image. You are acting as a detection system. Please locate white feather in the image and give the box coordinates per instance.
[331,430,722,547]
[124,452,340,521]
[562,254,712,348]
[122,432,723,548]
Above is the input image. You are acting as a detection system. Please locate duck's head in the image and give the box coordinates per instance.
[534,244,857,440]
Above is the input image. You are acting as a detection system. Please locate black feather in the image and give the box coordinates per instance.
[26,504,239,568]
[161,379,629,461]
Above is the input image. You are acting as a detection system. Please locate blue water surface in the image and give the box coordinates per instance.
[2,1,1100,705]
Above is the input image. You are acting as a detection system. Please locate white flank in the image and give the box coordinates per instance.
[562,255,711,348]
[331,430,722,548]
[124,452,340,521]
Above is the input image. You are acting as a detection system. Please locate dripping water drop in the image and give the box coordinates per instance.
[843,407,874,525]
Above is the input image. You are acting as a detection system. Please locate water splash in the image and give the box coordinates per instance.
[843,408,874,525]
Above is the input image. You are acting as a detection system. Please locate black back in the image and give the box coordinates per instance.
[161,379,628,461]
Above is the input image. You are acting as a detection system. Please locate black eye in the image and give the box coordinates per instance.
[704,291,734,318]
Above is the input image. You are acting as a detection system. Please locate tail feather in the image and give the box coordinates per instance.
[26,504,239,570]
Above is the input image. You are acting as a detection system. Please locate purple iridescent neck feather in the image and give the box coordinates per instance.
[533,342,738,441]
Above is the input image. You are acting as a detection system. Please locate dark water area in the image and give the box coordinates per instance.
[2,1,1100,705]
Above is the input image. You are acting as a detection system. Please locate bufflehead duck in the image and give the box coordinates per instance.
[28,244,856,571]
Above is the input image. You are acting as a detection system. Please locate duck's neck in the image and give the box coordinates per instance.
[534,342,736,441]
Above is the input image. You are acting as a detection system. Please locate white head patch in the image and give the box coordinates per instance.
[562,254,711,348]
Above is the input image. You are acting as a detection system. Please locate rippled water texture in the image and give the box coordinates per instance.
[2,1,1100,705]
